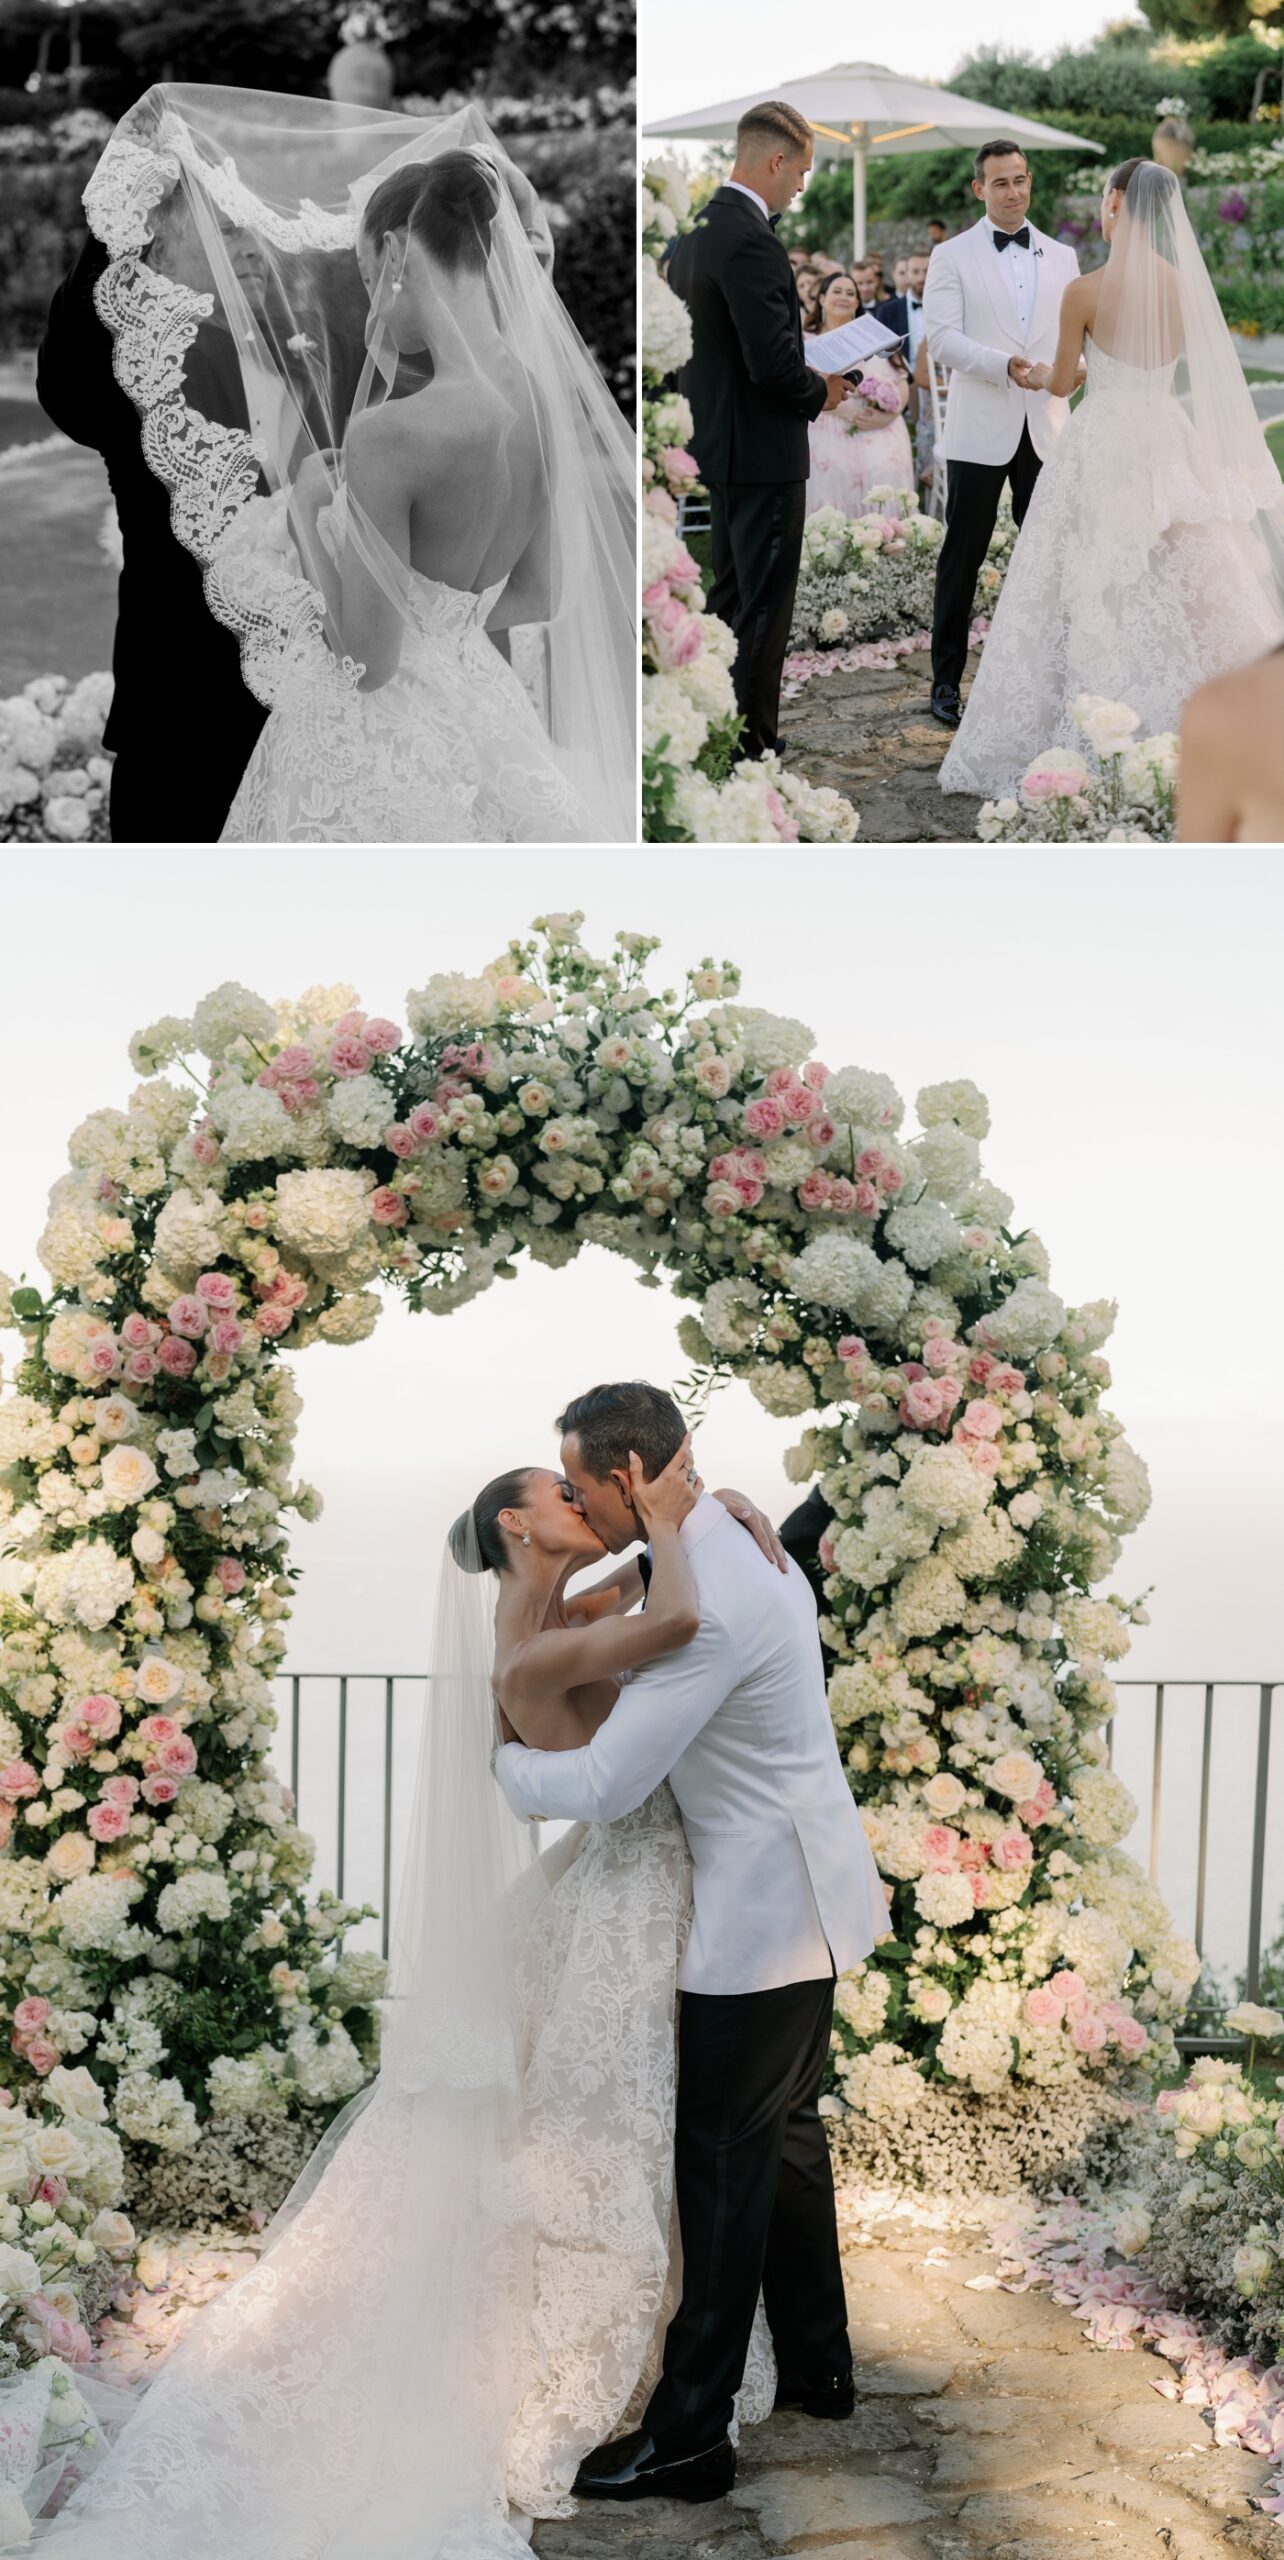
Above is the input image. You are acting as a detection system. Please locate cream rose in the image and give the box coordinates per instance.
[45,1830,95,1882]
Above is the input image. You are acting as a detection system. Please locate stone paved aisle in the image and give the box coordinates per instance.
[779,650,983,845]
[533,2207,1277,2560]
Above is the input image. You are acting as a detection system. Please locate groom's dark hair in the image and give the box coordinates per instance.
[973,140,1029,180]
[556,1382,686,1486]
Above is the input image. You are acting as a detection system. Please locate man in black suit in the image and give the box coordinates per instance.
[667,100,849,761]
[38,190,271,845]
[873,246,930,374]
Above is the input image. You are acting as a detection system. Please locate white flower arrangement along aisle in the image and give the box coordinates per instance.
[641,160,858,843]
[0,918,1208,2456]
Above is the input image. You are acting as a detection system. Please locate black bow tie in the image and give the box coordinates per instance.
[994,225,1031,252]
[767,211,782,231]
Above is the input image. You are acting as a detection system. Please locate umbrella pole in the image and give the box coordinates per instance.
[851,123,867,262]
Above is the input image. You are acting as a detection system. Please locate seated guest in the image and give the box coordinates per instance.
[874,247,930,370]
[804,271,914,518]
[927,217,949,247]
[853,254,883,307]
[795,263,823,320]
[1177,648,1284,840]
[891,255,909,294]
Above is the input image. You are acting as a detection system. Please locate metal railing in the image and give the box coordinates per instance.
[275,1674,1283,2013]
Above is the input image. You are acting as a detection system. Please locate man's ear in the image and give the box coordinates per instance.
[607,1464,635,1513]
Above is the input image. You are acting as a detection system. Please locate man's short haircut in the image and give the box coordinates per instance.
[973,140,1030,182]
[556,1381,686,1485]
[736,100,813,159]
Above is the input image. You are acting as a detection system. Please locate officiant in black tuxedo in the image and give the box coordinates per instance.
[667,101,849,761]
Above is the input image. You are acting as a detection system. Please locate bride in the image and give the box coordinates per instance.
[82,88,636,844]
[940,156,1284,802]
[30,1447,777,2555]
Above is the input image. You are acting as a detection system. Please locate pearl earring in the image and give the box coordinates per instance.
[391,279,404,296]
[522,1532,531,1546]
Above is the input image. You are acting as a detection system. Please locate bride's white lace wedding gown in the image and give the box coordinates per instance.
[940,333,1284,799]
[37,1786,775,2557]
[222,491,593,846]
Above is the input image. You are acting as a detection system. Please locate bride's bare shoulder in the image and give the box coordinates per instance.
[347,388,472,480]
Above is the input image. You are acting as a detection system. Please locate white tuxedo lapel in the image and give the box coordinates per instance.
[965,221,1024,352]
[1028,227,1061,352]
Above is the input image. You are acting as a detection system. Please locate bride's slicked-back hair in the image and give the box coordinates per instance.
[1110,156,1149,197]
[449,1467,532,1575]
[361,150,500,278]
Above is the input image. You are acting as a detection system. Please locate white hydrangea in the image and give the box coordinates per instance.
[191,982,277,1061]
[285,2018,366,2104]
[208,2052,289,2117]
[273,1167,373,1260]
[892,1555,968,1641]
[0,1395,65,1467]
[822,1067,903,1132]
[839,2041,925,2121]
[44,1542,135,1631]
[699,1278,762,1354]
[834,1966,891,2038]
[900,1442,993,1530]
[209,1081,299,1164]
[316,1292,382,1345]
[326,1074,394,1149]
[711,1008,814,1076]
[156,1872,233,1935]
[1067,1766,1138,1847]
[914,1869,977,1927]
[1102,1442,1152,1531]
[916,1079,990,1139]
[938,2007,1016,2092]
[748,1363,815,1418]
[642,671,707,768]
[973,1279,1067,1360]
[152,1186,226,1277]
[129,1015,195,1075]
[882,1199,960,1271]
[910,1122,983,1207]
[51,1873,139,1955]
[788,1236,913,1330]
[1060,1595,1132,1664]
[113,2071,200,2152]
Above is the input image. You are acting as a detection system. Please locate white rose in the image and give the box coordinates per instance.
[100,1443,160,1506]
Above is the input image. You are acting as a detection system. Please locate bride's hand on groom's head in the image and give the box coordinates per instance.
[627,1437,701,1536]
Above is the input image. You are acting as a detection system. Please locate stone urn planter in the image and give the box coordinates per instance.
[326,37,395,109]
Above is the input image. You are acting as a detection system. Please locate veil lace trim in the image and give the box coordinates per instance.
[85,119,362,711]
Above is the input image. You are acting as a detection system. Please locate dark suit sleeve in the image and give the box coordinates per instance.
[721,228,828,420]
[778,1486,834,1611]
[36,235,113,449]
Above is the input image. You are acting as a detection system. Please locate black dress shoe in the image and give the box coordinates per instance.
[573,2427,736,2502]
[774,2369,857,2420]
[929,684,962,730]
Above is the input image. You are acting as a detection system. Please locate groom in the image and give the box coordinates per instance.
[923,141,1081,730]
[493,1380,888,2501]
[666,101,850,761]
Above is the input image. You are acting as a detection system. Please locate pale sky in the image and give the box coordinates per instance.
[641,4,1133,130]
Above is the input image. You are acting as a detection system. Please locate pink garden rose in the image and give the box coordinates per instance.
[797,1173,831,1210]
[87,1801,130,1842]
[1048,1969,1086,2000]
[208,1316,243,1355]
[992,1831,1033,1870]
[215,1557,246,1594]
[963,1438,1003,1475]
[141,1774,179,1808]
[102,1776,139,1808]
[0,1762,41,1800]
[922,1334,962,1373]
[166,1295,208,1339]
[86,1338,122,1378]
[12,1998,50,2034]
[24,2039,59,2077]
[660,445,699,484]
[157,1335,197,1378]
[743,1095,785,1140]
[1114,2015,1149,2055]
[989,1365,1026,1396]
[836,1337,866,1365]
[328,1033,372,1076]
[123,1348,159,1384]
[118,1313,158,1352]
[195,1272,236,1310]
[384,1123,419,1158]
[255,1304,293,1339]
[137,1715,179,1746]
[920,1825,959,1871]
[1070,2011,1109,2052]
[900,1374,951,1430]
[957,1398,1002,1440]
[408,1102,445,1144]
[852,1181,878,1217]
[1017,1778,1058,1827]
[362,1017,401,1054]
[371,1188,408,1227]
[828,1177,857,1214]
[957,1838,990,1871]
[190,1127,220,1166]
[1024,1987,1065,2028]
[969,1353,996,1384]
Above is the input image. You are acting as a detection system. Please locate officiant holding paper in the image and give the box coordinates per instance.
[666,100,851,758]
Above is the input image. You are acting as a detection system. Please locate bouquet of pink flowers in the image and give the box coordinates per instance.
[845,373,903,427]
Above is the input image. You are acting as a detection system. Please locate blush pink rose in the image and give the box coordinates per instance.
[87,1801,130,1842]
[1024,1987,1064,2028]
[0,1763,40,1800]
[660,445,699,483]
[877,1162,904,1196]
[195,1272,236,1310]
[408,1103,444,1143]
[371,1188,408,1227]
[652,610,704,671]
[118,1313,156,1351]
[1114,2016,1149,2055]
[922,1335,961,1373]
[1048,1970,1086,2000]
[836,1337,866,1363]
[25,2039,59,2076]
[190,1128,220,1166]
[992,1832,1033,1870]
[957,1838,990,1870]
[36,2174,68,2207]
[157,1335,197,1378]
[328,1034,372,1077]
[797,1173,831,1210]
[1018,1779,1058,1827]
[362,1018,401,1054]
[102,1776,139,1808]
[166,1296,208,1339]
[901,1375,950,1430]
[969,1353,996,1383]
[255,1305,293,1338]
[856,1148,883,1177]
[828,1178,856,1214]
[920,1825,959,1871]
[990,1365,1025,1396]
[958,1398,1003,1440]
[807,1111,837,1149]
[215,1557,246,1594]
[743,1096,785,1139]
[384,1123,419,1158]
[964,1439,1003,1476]
[137,1715,179,1746]
[156,1736,198,1778]
[209,1317,243,1354]
[1070,2011,1109,2052]
[852,1181,878,1217]
[123,1349,159,1384]
[141,1774,179,1807]
[86,1339,122,1378]
[12,1998,49,2034]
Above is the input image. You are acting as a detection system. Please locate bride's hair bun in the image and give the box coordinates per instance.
[450,1468,533,1575]
[361,149,501,280]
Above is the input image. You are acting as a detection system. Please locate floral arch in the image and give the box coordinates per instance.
[0,914,1195,2378]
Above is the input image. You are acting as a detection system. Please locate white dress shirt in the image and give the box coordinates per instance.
[725,180,770,224]
[493,1494,888,1996]
[986,215,1035,342]
[903,294,927,364]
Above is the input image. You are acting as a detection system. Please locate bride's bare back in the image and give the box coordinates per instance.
[354,356,549,603]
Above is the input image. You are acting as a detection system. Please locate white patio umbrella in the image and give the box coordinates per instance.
[643,62,1101,258]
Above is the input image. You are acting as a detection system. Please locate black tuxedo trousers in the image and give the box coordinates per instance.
[931,421,1042,695]
[707,479,807,761]
[643,1971,851,2455]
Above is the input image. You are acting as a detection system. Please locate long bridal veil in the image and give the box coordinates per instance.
[1092,157,1284,621]
[82,85,636,839]
[33,1524,551,2558]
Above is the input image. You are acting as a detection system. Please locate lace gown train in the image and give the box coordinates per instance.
[940,335,1284,799]
[37,1788,775,2557]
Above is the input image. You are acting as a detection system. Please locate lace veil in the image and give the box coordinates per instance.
[20,1519,549,2555]
[1092,157,1284,617]
[82,84,636,838]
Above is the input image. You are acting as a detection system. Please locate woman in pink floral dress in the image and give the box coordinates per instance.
[803,272,915,519]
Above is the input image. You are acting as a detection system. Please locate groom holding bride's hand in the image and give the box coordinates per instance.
[923,141,1082,731]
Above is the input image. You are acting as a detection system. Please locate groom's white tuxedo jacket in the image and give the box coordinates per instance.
[493,1494,887,1995]
[923,217,1080,466]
